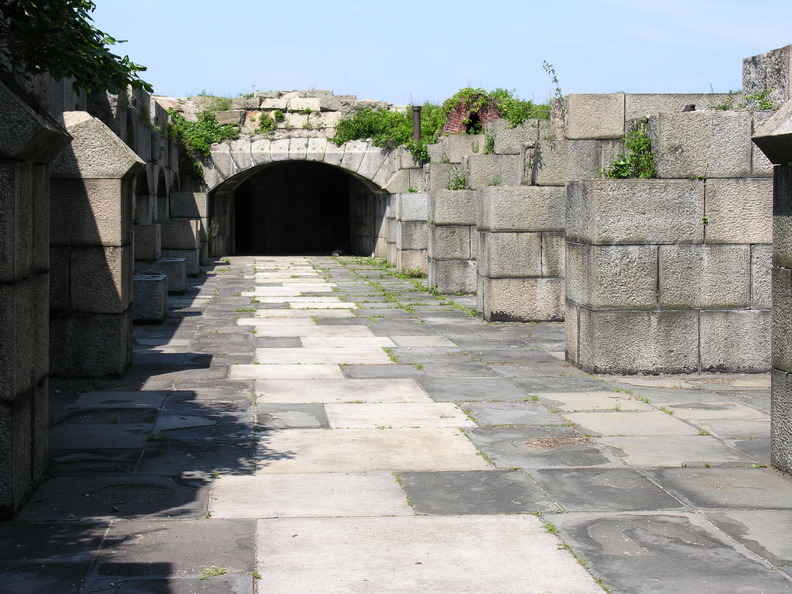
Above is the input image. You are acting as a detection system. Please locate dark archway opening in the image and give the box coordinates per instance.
[465,112,483,134]
[232,161,383,256]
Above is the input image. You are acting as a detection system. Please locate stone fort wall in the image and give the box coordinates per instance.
[2,44,792,516]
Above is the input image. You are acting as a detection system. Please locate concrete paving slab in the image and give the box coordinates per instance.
[705,510,792,577]
[209,473,412,518]
[418,360,498,378]
[256,336,303,348]
[254,347,393,365]
[244,323,375,337]
[625,386,736,405]
[730,436,772,464]
[600,435,756,467]
[69,390,169,409]
[689,417,771,439]
[229,364,344,380]
[647,468,792,509]
[152,411,254,441]
[56,407,159,425]
[664,401,769,420]
[252,296,343,303]
[169,379,255,400]
[49,449,142,476]
[390,335,457,347]
[546,511,792,593]
[490,361,588,378]
[388,347,466,362]
[459,401,568,426]
[81,575,255,593]
[417,377,529,402]
[325,402,473,428]
[299,336,396,348]
[89,518,255,581]
[693,374,772,390]
[563,411,701,436]
[17,475,211,521]
[341,364,426,379]
[531,468,685,512]
[537,391,654,412]
[255,378,433,403]
[0,521,108,593]
[253,309,354,318]
[136,440,256,478]
[258,403,329,428]
[287,302,356,309]
[602,376,697,389]
[257,515,601,593]
[467,427,623,469]
[236,318,316,331]
[511,376,616,393]
[400,470,559,514]
[49,423,152,449]
[257,428,491,473]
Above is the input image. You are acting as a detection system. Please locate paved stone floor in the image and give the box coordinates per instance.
[3,255,792,593]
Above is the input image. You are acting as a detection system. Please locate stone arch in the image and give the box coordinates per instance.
[441,94,501,136]
[203,138,396,257]
[203,137,397,192]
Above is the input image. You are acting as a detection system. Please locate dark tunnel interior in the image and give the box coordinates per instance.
[232,161,382,256]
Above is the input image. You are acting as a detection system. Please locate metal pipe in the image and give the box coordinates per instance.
[412,105,422,141]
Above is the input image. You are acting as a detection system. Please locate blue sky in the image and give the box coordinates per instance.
[92,0,792,105]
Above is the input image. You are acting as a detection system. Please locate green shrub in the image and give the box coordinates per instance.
[331,102,444,164]
[599,118,656,179]
[168,109,240,179]
[257,115,276,134]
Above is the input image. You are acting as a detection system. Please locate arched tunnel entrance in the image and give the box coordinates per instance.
[212,160,388,257]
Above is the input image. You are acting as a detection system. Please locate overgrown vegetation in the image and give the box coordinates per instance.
[598,118,656,179]
[744,88,776,110]
[711,88,776,111]
[710,90,739,111]
[331,102,445,164]
[330,84,552,164]
[0,0,152,93]
[447,166,467,190]
[168,109,240,179]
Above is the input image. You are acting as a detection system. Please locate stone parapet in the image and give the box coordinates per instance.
[132,274,168,322]
[49,111,143,378]
[648,111,753,179]
[566,178,771,375]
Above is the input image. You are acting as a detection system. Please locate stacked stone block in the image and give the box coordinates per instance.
[49,112,145,377]
[393,192,429,273]
[566,175,772,374]
[753,98,792,474]
[0,81,70,519]
[477,186,566,321]
[428,189,478,293]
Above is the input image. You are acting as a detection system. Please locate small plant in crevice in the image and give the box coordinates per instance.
[256,114,276,134]
[484,132,495,154]
[167,108,239,180]
[743,88,776,110]
[199,566,228,580]
[710,89,739,111]
[446,166,467,190]
[598,118,656,179]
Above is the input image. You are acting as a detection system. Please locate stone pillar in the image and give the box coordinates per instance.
[49,111,145,377]
[477,186,565,321]
[393,192,428,273]
[428,189,477,294]
[566,178,771,374]
[0,81,70,518]
[754,99,792,474]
